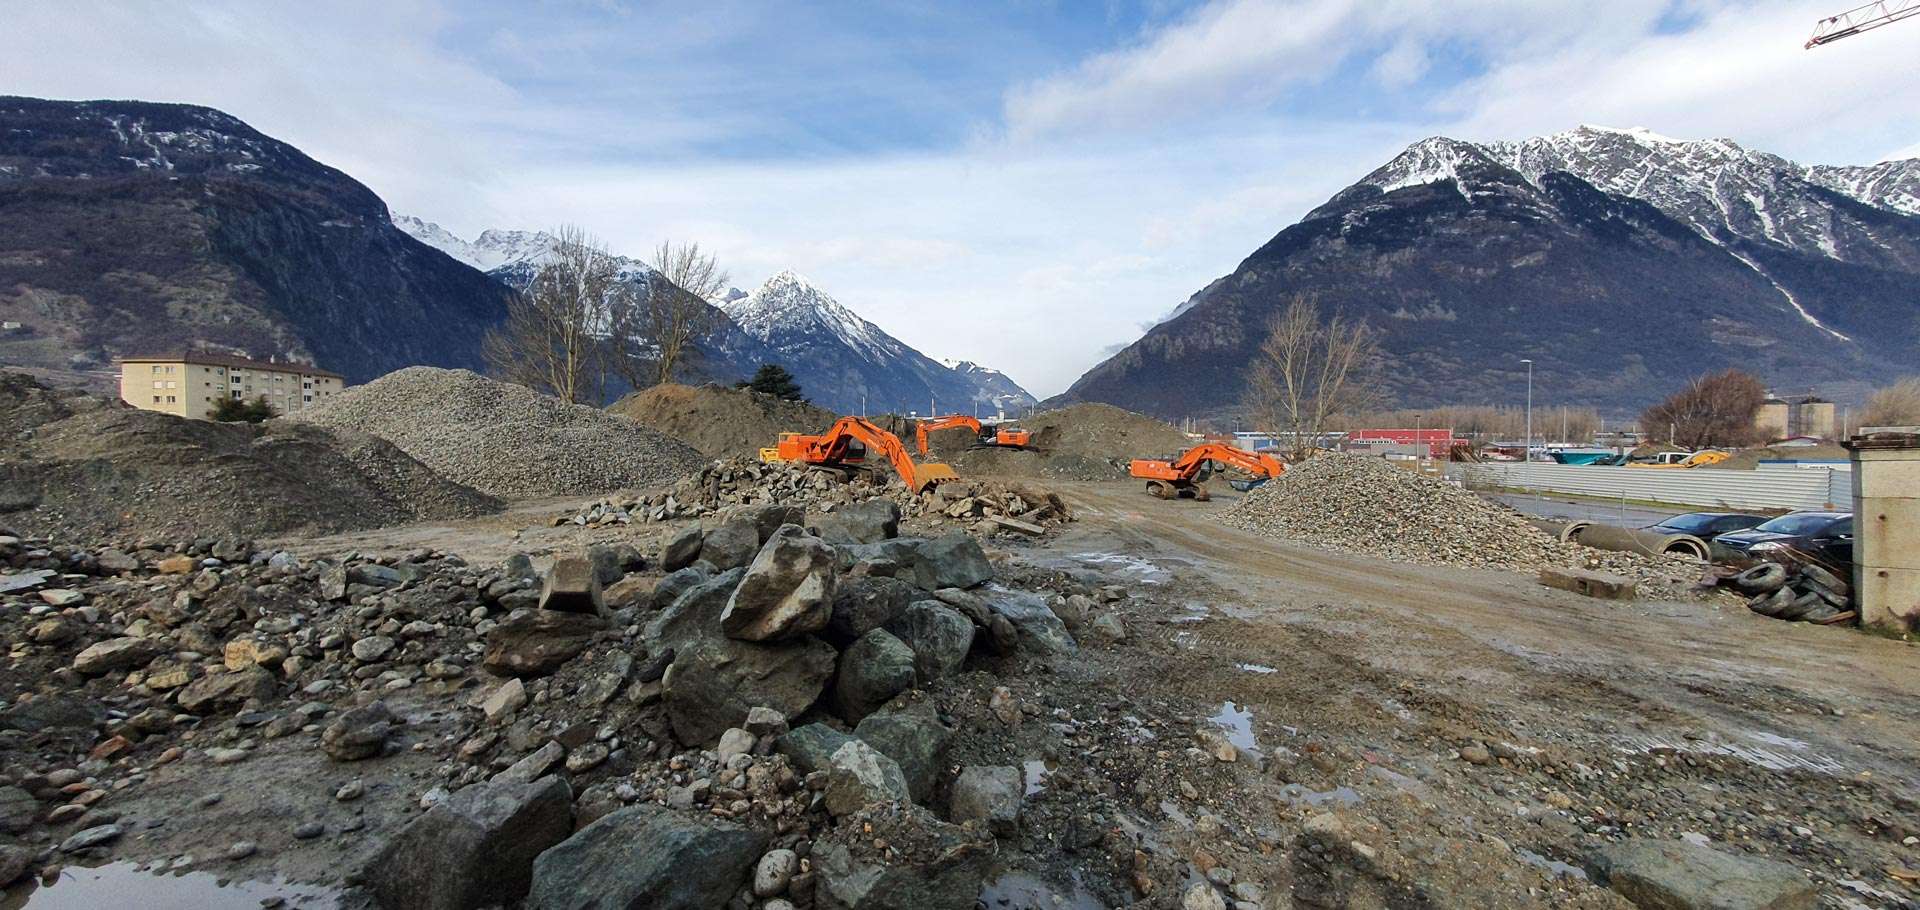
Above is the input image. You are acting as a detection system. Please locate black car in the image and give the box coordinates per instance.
[1714,511,1854,573]
[1643,511,1769,541]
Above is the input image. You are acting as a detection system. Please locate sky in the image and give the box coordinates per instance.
[5,0,1918,397]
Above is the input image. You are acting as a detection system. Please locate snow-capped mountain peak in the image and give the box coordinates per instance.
[725,270,896,362]
[392,216,560,272]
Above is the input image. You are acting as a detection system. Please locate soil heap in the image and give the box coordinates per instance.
[1219,453,1695,592]
[608,383,838,459]
[0,372,499,541]
[938,403,1191,481]
[292,368,703,499]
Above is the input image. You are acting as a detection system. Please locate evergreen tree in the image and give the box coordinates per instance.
[736,363,803,401]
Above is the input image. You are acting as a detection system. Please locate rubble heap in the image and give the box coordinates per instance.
[1219,454,1696,594]
[290,367,703,499]
[569,457,1074,538]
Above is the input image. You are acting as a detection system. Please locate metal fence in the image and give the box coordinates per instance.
[1446,462,1850,512]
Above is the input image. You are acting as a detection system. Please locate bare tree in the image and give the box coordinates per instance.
[1863,376,1920,428]
[1241,296,1383,460]
[611,240,729,387]
[1638,369,1767,449]
[482,225,622,403]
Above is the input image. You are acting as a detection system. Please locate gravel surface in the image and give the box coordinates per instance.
[292,367,703,499]
[1219,453,1698,594]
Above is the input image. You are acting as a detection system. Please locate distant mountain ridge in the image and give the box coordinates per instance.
[1056,125,1920,420]
[396,219,1037,415]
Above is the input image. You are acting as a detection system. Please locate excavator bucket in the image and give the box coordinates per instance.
[914,462,959,491]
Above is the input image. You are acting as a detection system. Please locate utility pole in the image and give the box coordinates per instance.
[1521,359,1534,462]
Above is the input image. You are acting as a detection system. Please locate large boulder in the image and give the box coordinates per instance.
[72,637,165,675]
[537,556,605,614]
[831,630,915,723]
[813,806,993,910]
[823,740,911,816]
[650,565,712,611]
[811,499,900,546]
[728,503,806,544]
[699,518,761,571]
[774,723,857,775]
[362,776,573,910]
[526,805,768,910]
[853,700,953,803]
[828,577,918,645]
[661,527,704,572]
[835,539,924,575]
[175,665,277,715]
[950,766,1021,834]
[885,601,974,684]
[322,701,399,761]
[484,611,607,677]
[1592,840,1815,910]
[986,590,1076,655]
[720,526,837,642]
[663,636,837,746]
[911,533,992,591]
[644,569,745,653]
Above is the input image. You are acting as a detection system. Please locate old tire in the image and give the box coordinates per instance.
[1747,588,1794,618]
[1798,564,1847,596]
[1731,563,1788,596]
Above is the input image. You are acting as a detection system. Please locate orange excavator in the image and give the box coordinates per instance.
[774,416,959,492]
[913,414,1032,457]
[1129,444,1285,501]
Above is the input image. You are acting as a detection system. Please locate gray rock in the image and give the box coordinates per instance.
[649,565,711,611]
[525,805,768,910]
[0,844,32,885]
[59,823,123,853]
[754,847,798,897]
[721,526,836,642]
[363,776,574,910]
[72,637,165,675]
[538,556,605,614]
[0,786,38,834]
[813,808,991,910]
[1087,613,1126,642]
[495,741,566,784]
[811,499,900,546]
[853,700,953,803]
[483,610,607,677]
[352,635,397,663]
[832,630,915,723]
[987,590,1076,655]
[663,634,837,747]
[1592,839,1815,910]
[835,539,924,576]
[176,665,277,714]
[322,701,398,761]
[661,527,703,572]
[644,569,745,653]
[699,518,761,571]
[823,740,910,815]
[911,533,993,591]
[587,543,644,585]
[828,576,917,645]
[728,504,807,544]
[950,765,1021,834]
[886,601,974,684]
[774,723,857,775]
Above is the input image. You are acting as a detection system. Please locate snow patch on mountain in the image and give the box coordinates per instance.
[724,270,900,363]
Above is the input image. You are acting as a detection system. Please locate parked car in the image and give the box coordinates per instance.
[1714,511,1854,574]
[1641,512,1769,542]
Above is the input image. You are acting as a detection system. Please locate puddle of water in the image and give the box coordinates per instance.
[1022,759,1055,797]
[1068,552,1169,584]
[1236,663,1277,674]
[1210,702,1257,751]
[1515,848,1588,881]
[1279,783,1363,807]
[1612,730,1842,775]
[2,861,340,910]
[1169,601,1210,623]
[977,871,1105,910]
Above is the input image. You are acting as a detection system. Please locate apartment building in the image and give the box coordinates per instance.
[118,353,346,420]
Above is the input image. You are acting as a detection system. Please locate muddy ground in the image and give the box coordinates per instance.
[8,479,1918,909]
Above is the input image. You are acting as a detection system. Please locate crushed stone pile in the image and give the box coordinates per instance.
[1219,453,1696,594]
[608,383,838,459]
[292,367,703,499]
[937,403,1192,481]
[570,456,1072,538]
[0,372,499,541]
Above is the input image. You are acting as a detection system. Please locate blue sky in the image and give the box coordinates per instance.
[6,1,1918,397]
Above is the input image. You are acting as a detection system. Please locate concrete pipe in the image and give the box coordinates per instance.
[1566,522,1711,562]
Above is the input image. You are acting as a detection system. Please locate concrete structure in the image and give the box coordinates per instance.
[1757,395,1835,440]
[118,353,345,420]
[1847,428,1920,634]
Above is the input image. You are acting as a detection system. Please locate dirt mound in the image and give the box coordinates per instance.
[293,367,703,498]
[1707,442,1851,470]
[0,372,500,541]
[609,383,838,458]
[1219,452,1694,594]
[937,403,1191,481]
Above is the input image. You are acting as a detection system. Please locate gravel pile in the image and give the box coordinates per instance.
[608,383,838,459]
[293,368,703,499]
[1219,454,1695,594]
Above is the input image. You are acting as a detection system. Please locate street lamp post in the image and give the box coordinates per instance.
[1521,359,1534,462]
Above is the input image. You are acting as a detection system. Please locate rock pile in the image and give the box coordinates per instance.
[291,367,703,499]
[570,457,1074,538]
[1219,454,1695,595]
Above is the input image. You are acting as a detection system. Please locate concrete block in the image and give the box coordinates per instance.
[1538,568,1636,600]
[1856,497,1920,571]
[539,556,605,614]
[1854,456,1920,498]
[1856,566,1920,634]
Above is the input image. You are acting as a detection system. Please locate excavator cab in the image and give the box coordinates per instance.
[775,418,958,492]
[1130,444,1285,501]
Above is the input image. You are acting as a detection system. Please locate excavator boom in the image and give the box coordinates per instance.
[1129,443,1285,501]
[777,416,958,492]
[914,414,1033,456]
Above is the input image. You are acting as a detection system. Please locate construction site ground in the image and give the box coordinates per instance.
[251,478,1920,907]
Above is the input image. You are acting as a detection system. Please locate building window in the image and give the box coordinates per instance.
[152,380,164,389]
[150,365,161,374]
[165,395,176,403]
[165,381,177,389]
[232,391,243,400]
[152,395,161,403]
